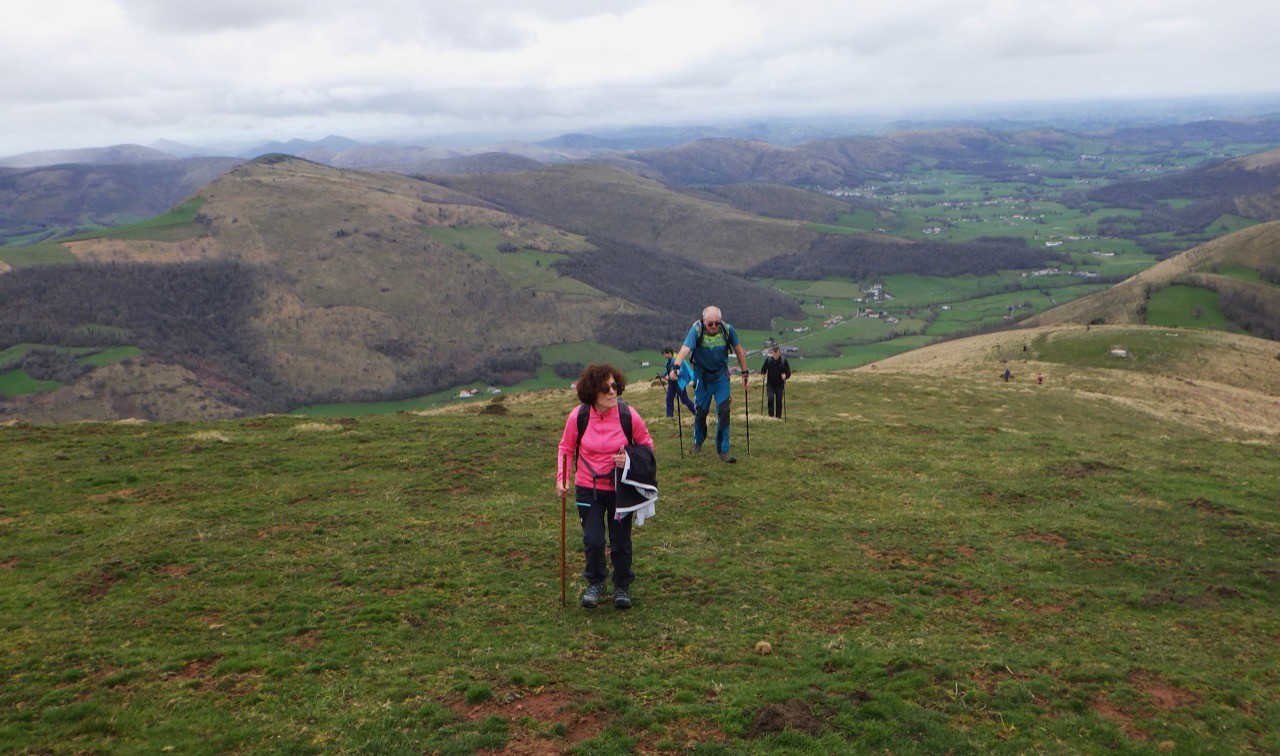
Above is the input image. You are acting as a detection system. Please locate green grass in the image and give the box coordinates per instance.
[802,222,865,236]
[0,243,78,268]
[1144,284,1235,331]
[0,345,143,398]
[420,225,603,296]
[0,369,64,396]
[1215,267,1265,285]
[76,346,144,368]
[2,374,1276,752]
[65,198,209,244]
[1030,326,1242,376]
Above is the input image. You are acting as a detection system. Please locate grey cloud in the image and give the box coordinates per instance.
[122,0,317,32]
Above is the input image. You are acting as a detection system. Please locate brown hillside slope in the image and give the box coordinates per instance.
[696,183,854,223]
[860,325,1280,437]
[62,157,626,404]
[1024,221,1280,328]
[436,164,818,271]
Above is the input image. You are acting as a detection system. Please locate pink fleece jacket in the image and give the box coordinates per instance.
[557,403,653,492]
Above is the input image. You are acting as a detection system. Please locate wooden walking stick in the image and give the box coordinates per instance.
[559,452,568,607]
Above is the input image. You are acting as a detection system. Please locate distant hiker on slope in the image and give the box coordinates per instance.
[556,364,656,610]
[668,305,749,463]
[661,346,696,418]
[759,345,792,419]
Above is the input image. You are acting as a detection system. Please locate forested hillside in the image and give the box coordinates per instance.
[0,158,240,239]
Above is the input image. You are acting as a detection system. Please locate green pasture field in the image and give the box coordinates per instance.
[1,230,52,247]
[832,208,882,230]
[801,222,863,236]
[1215,267,1264,284]
[1206,215,1260,235]
[788,334,938,371]
[1143,285,1235,331]
[4,372,1276,753]
[0,345,144,398]
[1030,327,1236,375]
[0,343,142,367]
[0,243,78,268]
[77,346,145,367]
[69,198,209,244]
[0,369,63,396]
[420,225,602,296]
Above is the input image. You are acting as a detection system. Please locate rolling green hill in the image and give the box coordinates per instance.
[1023,221,1280,339]
[1,347,1276,752]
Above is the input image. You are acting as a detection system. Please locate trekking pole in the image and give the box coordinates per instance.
[559,453,568,607]
[743,378,751,456]
[675,395,685,459]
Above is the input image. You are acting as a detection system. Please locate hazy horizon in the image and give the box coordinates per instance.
[5,1,1280,157]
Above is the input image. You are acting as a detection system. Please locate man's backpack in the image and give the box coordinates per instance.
[575,400,633,459]
[690,320,735,372]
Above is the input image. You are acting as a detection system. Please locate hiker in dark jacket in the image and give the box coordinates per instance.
[759,346,791,418]
[556,364,654,610]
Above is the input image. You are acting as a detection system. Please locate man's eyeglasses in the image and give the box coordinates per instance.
[705,320,722,328]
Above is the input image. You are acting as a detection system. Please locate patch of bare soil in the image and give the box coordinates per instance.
[1136,585,1242,609]
[285,630,321,649]
[1017,532,1068,548]
[1090,695,1147,741]
[746,699,828,739]
[156,563,192,578]
[1186,497,1233,515]
[1129,672,1199,712]
[1089,672,1199,742]
[464,689,610,754]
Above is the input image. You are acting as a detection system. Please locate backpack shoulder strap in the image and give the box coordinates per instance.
[575,404,589,457]
[617,400,634,446]
[575,401,634,456]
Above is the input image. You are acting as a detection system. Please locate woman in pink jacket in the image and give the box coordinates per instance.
[556,364,654,610]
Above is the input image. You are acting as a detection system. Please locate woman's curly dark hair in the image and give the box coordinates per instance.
[576,363,626,405]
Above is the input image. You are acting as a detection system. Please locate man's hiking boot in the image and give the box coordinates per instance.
[690,443,702,455]
[581,583,605,609]
[614,586,632,610]
[719,452,737,463]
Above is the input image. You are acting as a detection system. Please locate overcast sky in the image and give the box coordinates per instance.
[3,0,1278,155]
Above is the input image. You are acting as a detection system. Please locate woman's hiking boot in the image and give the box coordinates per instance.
[614,586,632,610]
[581,583,606,609]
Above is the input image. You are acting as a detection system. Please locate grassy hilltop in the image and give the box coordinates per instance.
[2,328,1277,753]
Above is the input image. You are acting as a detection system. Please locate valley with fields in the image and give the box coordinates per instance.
[4,118,1280,421]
